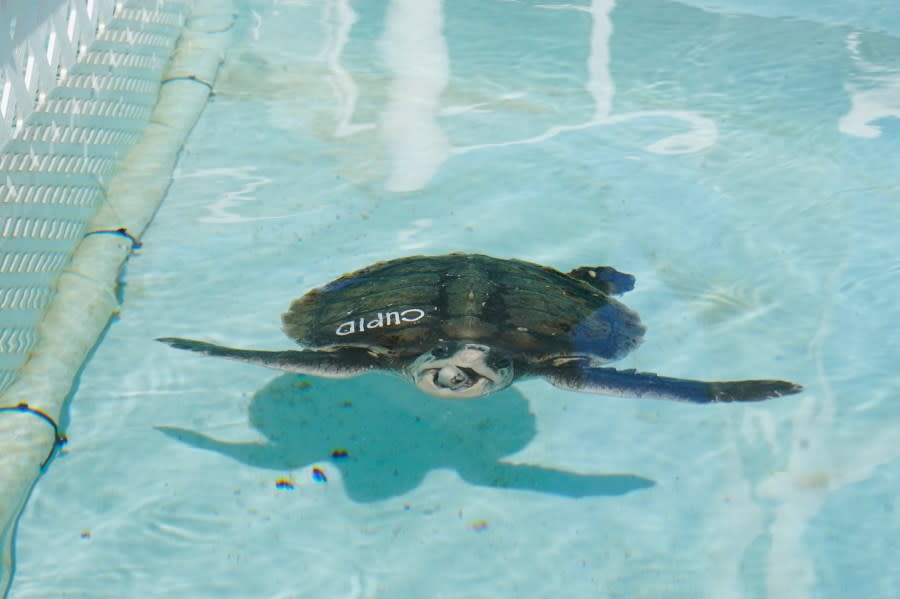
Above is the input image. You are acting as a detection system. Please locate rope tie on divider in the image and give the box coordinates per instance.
[83,227,144,249]
[0,403,68,469]
[162,74,215,91]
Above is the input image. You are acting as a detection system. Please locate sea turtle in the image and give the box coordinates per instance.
[159,253,801,403]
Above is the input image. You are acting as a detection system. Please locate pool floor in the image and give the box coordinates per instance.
[8,0,900,597]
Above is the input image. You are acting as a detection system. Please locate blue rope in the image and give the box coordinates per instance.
[0,403,68,469]
[83,227,143,249]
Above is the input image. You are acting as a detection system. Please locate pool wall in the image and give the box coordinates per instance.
[0,1,234,595]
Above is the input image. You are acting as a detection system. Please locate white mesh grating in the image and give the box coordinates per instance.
[16,124,142,145]
[63,73,163,94]
[0,0,117,147]
[0,0,187,395]
[80,48,170,70]
[96,29,181,49]
[0,327,39,357]
[0,217,84,242]
[0,181,104,207]
[0,285,54,312]
[39,97,156,119]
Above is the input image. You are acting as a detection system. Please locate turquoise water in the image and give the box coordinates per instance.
[9,0,900,597]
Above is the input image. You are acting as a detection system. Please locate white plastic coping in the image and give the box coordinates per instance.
[0,1,236,595]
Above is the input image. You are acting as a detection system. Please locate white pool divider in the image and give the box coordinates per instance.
[0,0,235,594]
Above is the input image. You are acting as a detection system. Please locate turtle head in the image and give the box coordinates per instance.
[409,341,514,399]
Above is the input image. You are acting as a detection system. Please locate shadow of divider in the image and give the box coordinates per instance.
[158,373,655,503]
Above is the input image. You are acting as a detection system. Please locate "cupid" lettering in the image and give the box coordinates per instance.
[335,308,426,336]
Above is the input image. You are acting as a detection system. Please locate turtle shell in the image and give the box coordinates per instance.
[282,253,646,362]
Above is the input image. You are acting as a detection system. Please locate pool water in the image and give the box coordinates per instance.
[9,0,900,597]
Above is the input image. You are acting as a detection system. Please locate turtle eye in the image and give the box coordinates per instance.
[487,353,512,371]
[429,342,454,359]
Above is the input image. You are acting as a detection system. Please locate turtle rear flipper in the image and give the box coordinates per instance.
[157,337,379,378]
[541,363,802,403]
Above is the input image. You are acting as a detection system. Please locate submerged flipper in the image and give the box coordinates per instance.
[157,337,380,378]
[541,363,802,403]
[567,266,635,295]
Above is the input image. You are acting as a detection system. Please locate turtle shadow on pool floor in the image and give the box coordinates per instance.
[157,373,654,503]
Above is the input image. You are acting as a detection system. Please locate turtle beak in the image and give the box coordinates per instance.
[436,365,477,388]
[409,343,514,399]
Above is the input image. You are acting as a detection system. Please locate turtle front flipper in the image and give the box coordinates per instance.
[541,363,802,403]
[157,337,380,378]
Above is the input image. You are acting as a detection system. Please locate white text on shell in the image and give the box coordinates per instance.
[335,308,426,336]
